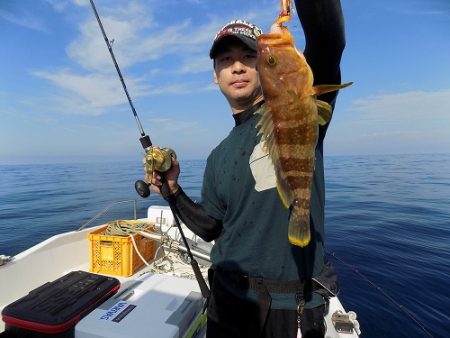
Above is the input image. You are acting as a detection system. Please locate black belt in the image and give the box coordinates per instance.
[213,266,321,295]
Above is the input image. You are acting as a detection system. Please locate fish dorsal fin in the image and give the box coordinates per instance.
[312,82,353,97]
[316,100,332,126]
[256,106,293,208]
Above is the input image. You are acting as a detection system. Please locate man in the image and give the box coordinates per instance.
[149,0,346,337]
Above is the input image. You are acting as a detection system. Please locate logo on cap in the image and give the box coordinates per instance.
[213,19,262,43]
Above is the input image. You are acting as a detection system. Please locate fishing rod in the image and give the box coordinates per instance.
[89,0,210,300]
[89,1,148,146]
[89,0,175,199]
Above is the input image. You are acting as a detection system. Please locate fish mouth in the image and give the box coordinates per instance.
[257,32,293,49]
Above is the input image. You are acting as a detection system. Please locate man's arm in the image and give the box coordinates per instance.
[149,159,223,242]
[295,0,345,141]
[169,187,223,242]
[295,0,345,97]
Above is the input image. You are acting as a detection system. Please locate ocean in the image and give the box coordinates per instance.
[0,153,449,338]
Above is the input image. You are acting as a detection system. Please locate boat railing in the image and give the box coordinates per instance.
[78,199,142,231]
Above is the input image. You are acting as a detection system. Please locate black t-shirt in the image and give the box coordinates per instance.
[201,102,328,309]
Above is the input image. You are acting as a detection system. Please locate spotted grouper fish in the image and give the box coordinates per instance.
[256,24,351,247]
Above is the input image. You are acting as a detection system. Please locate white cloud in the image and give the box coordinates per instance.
[328,89,450,155]
[176,55,212,74]
[0,9,49,33]
[25,0,289,118]
[32,69,208,115]
[65,0,278,74]
[45,0,73,12]
[66,2,220,73]
[32,69,147,115]
[72,0,88,6]
[147,117,199,133]
[67,3,155,72]
[145,84,192,95]
[397,5,450,20]
[349,89,450,125]
[29,1,225,115]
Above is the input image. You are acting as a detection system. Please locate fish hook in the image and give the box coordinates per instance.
[275,0,291,25]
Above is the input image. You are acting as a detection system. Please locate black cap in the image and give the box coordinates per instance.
[209,20,263,59]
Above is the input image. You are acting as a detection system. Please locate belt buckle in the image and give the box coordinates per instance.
[239,272,250,287]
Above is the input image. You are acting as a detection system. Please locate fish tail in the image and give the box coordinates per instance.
[288,205,311,247]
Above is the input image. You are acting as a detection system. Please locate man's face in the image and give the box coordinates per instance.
[213,40,263,112]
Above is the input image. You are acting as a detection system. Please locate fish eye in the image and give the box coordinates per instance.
[266,55,277,67]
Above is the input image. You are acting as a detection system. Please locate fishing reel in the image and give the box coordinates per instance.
[135,146,177,198]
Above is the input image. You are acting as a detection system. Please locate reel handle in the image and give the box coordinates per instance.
[135,180,150,198]
[133,173,170,199]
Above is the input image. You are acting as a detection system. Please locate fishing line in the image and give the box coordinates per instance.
[327,250,435,338]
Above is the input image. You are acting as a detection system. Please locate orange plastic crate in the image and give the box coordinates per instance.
[88,222,156,277]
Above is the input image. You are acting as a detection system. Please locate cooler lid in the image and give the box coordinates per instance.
[1,271,120,334]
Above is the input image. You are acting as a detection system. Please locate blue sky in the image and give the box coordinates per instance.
[1,0,449,164]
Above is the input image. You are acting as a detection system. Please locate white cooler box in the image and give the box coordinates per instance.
[75,273,206,338]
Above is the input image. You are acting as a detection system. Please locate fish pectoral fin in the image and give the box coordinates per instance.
[312,82,353,96]
[317,100,332,126]
[312,82,353,126]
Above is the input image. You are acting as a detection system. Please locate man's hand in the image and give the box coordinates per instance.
[147,157,180,196]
